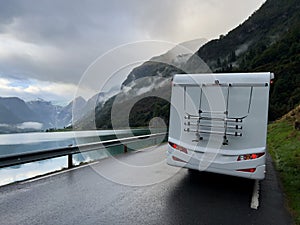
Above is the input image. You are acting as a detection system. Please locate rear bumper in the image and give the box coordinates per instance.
[166,146,266,180]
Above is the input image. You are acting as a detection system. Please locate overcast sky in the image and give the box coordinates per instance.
[0,0,266,105]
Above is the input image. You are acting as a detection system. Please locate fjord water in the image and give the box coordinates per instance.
[0,129,151,186]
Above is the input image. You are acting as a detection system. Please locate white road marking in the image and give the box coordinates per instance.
[250,179,260,209]
[20,161,100,184]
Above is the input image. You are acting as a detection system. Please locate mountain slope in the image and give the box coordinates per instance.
[193,0,300,121]
[247,21,300,120]
[95,83,171,129]
[0,97,38,123]
[0,101,22,124]
[122,39,208,87]
[90,0,300,129]
[27,99,63,127]
[0,96,88,133]
[195,0,300,69]
[57,96,86,127]
[94,40,209,129]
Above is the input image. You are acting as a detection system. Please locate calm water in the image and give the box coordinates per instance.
[0,129,153,186]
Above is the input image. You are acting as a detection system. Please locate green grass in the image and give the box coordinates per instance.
[268,120,300,224]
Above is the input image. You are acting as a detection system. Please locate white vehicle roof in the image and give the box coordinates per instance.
[173,72,273,86]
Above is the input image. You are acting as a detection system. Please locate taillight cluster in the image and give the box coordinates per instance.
[237,153,265,161]
[237,168,256,173]
[169,142,188,154]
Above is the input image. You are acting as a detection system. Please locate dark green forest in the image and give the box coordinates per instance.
[214,21,300,120]
[241,22,300,120]
[196,0,300,121]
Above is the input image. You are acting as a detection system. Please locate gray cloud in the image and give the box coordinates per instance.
[0,0,266,101]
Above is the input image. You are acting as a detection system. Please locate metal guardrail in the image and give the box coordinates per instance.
[0,132,167,169]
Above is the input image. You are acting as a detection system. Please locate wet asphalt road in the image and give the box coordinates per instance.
[0,144,293,225]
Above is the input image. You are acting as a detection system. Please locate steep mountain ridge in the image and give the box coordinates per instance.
[195,0,300,70]
[94,0,300,129]
[192,0,300,120]
[0,97,38,123]
[93,39,209,129]
[121,38,208,87]
[56,96,87,127]
[27,99,63,127]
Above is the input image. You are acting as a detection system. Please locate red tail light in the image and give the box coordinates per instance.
[169,142,188,154]
[237,153,265,161]
[237,168,256,173]
[172,156,186,163]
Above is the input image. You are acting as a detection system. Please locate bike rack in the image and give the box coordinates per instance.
[183,81,262,145]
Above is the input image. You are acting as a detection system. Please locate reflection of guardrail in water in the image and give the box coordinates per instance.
[0,132,167,169]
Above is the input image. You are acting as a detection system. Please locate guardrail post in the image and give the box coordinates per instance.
[124,145,128,153]
[68,154,73,168]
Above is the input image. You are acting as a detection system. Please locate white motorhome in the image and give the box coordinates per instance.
[167,73,274,179]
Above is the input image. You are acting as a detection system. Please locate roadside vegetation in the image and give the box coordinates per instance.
[267,105,300,224]
[45,126,73,132]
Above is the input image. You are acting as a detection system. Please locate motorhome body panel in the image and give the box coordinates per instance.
[167,73,273,179]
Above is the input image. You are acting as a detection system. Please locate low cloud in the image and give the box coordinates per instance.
[16,122,43,130]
